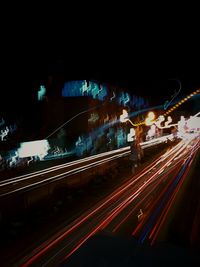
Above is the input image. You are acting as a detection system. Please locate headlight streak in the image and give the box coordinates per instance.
[61,140,198,263]
[105,157,184,232]
[131,140,199,238]
[20,137,199,266]
[113,161,183,233]
[132,162,181,239]
[131,161,183,237]
[20,153,163,267]
[149,143,199,245]
[138,159,190,244]
[137,142,199,244]
[0,152,130,197]
[149,157,194,245]
[0,134,174,186]
[2,136,178,196]
[21,150,171,266]
[108,153,187,232]
[0,147,130,185]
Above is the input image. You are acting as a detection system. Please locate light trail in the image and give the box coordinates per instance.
[149,144,199,245]
[19,135,199,266]
[20,152,165,266]
[0,134,173,186]
[0,151,130,196]
[0,134,176,198]
[134,140,200,244]
[114,161,183,234]
[0,147,130,185]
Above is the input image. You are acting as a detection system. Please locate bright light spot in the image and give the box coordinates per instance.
[187,114,200,132]
[120,109,129,123]
[145,117,153,126]
[127,128,135,142]
[146,124,156,139]
[148,111,155,120]
[38,85,46,101]
[145,111,156,126]
[155,115,165,128]
[18,140,50,160]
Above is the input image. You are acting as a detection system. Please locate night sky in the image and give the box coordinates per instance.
[1,20,200,116]
[1,54,199,109]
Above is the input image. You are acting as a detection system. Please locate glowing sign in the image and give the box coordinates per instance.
[18,140,50,160]
[38,85,46,101]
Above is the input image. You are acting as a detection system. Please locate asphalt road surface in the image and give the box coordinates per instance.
[15,134,200,266]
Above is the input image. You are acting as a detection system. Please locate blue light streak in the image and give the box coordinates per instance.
[138,156,191,244]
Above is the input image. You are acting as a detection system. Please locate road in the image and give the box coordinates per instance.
[0,134,173,197]
[17,134,200,266]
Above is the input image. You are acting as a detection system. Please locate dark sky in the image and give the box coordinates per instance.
[1,18,200,112]
[2,52,199,108]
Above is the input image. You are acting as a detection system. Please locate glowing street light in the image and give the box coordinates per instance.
[145,111,156,126]
[120,109,129,123]
[119,109,139,127]
[148,111,155,121]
